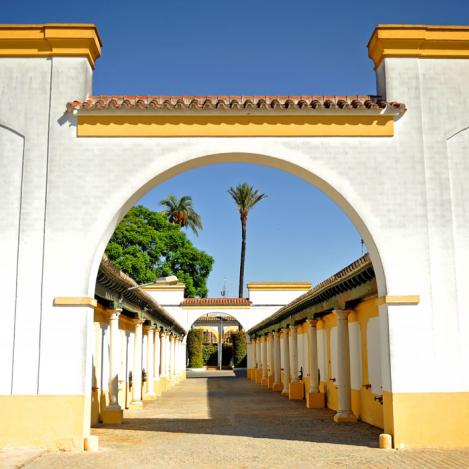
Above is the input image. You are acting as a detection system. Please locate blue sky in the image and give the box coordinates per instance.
[5,1,469,295]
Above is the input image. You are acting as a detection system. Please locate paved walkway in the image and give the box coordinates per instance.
[13,371,469,468]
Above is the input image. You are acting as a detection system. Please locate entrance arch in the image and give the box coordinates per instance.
[87,151,388,299]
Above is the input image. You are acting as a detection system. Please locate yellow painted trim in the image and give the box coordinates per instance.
[0,395,89,450]
[54,296,97,308]
[384,391,469,448]
[368,24,469,69]
[76,114,395,138]
[247,282,311,291]
[378,295,420,305]
[0,24,102,68]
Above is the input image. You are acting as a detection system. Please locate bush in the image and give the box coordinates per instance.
[187,329,204,368]
[231,331,247,367]
[203,344,218,365]
[222,343,233,366]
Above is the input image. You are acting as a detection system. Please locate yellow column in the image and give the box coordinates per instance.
[129,318,144,409]
[333,309,357,423]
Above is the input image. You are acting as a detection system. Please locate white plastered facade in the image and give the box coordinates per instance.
[0,49,468,419]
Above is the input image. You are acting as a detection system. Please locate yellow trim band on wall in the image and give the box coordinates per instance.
[54,296,97,308]
[0,24,102,68]
[378,295,420,305]
[76,114,395,137]
[368,24,469,69]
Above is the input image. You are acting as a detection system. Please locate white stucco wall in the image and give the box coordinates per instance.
[317,328,328,382]
[1,52,469,402]
[248,289,310,305]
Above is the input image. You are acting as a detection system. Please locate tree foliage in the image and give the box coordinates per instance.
[187,329,204,368]
[231,331,247,367]
[160,194,203,236]
[105,205,213,297]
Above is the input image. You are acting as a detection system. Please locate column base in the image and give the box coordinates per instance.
[144,392,157,401]
[289,382,304,400]
[306,391,325,408]
[267,375,274,389]
[154,380,162,396]
[272,383,283,392]
[101,406,123,424]
[281,389,289,397]
[261,377,269,386]
[334,410,357,423]
[84,435,99,452]
[128,401,144,410]
[160,377,169,392]
[255,369,263,384]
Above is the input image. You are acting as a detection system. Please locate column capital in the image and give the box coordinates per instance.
[289,324,297,334]
[306,319,318,327]
[280,327,289,335]
[109,309,121,320]
[333,309,353,319]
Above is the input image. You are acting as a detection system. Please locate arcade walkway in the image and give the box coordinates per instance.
[16,371,469,468]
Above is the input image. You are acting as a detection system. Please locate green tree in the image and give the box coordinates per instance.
[105,205,213,297]
[187,329,204,368]
[160,195,203,236]
[228,183,267,297]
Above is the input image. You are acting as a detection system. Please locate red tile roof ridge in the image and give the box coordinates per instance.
[66,95,406,114]
[182,297,251,305]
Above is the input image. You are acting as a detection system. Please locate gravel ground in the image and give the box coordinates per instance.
[9,370,469,468]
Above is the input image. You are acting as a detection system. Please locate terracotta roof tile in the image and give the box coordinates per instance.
[182,298,251,307]
[66,95,406,114]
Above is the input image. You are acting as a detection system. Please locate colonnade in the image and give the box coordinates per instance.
[92,305,186,425]
[247,310,356,422]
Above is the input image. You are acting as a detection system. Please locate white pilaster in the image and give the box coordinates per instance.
[261,336,268,382]
[146,326,156,398]
[307,319,319,393]
[154,329,161,383]
[160,331,167,379]
[130,318,144,409]
[281,328,290,395]
[108,309,122,409]
[273,331,282,389]
[289,325,299,384]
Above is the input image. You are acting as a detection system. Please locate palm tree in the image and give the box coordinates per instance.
[228,183,267,297]
[160,195,203,235]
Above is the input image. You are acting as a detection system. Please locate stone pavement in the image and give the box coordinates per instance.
[9,370,469,468]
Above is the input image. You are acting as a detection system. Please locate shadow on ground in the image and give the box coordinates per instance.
[96,370,381,448]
